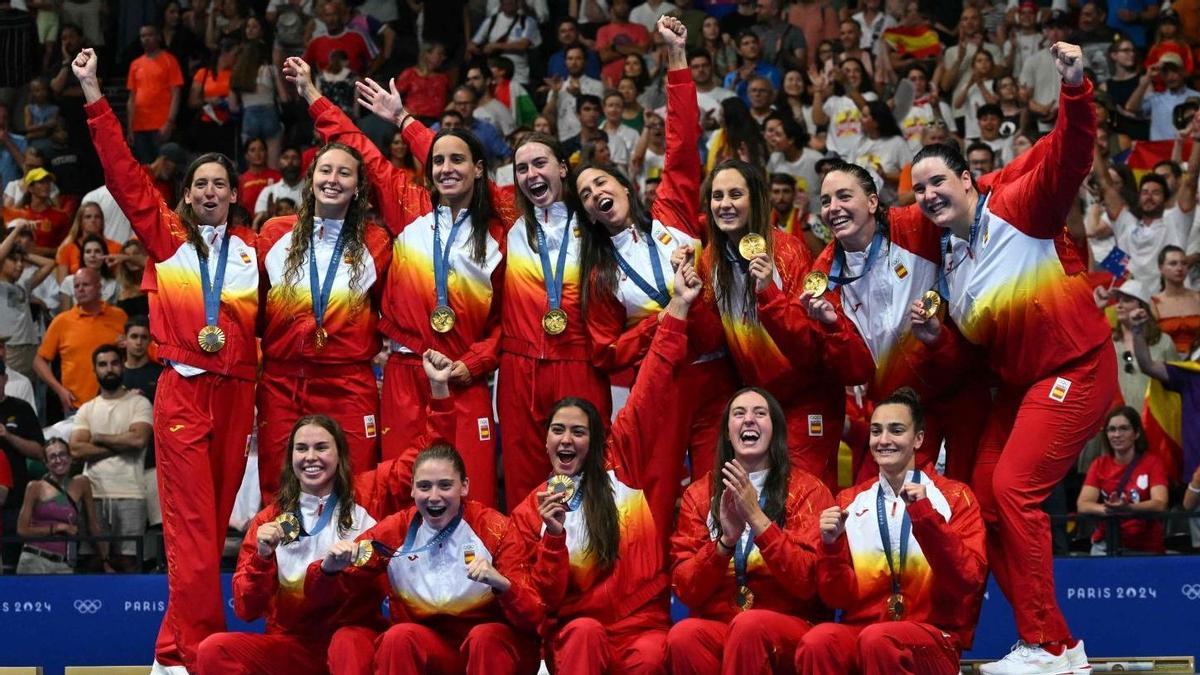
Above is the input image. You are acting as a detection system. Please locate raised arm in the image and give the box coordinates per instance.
[1129,308,1169,383]
[649,17,703,239]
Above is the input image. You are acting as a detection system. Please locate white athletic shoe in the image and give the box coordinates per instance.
[150,660,191,675]
[979,641,1072,675]
[1066,640,1092,674]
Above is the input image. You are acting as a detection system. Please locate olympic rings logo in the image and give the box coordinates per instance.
[1181,584,1200,601]
[73,599,102,614]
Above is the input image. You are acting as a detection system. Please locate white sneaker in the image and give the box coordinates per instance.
[150,660,191,675]
[1066,640,1092,674]
[979,641,1072,675]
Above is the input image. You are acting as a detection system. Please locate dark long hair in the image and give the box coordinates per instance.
[709,387,790,539]
[276,415,358,537]
[549,397,620,570]
[720,97,768,167]
[1099,406,1148,457]
[512,133,572,250]
[702,159,772,317]
[865,99,903,139]
[79,234,114,280]
[571,161,653,312]
[425,128,495,265]
[278,142,371,312]
[834,57,875,97]
[820,160,890,239]
[175,152,240,257]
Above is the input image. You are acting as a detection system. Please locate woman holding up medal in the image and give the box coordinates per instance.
[77,48,259,673]
[507,260,701,674]
[666,387,834,674]
[674,160,874,488]
[291,58,510,506]
[254,136,393,502]
[574,16,737,494]
[796,388,987,674]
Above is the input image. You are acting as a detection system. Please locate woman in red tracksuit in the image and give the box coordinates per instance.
[307,445,542,675]
[295,58,511,507]
[908,43,1114,673]
[574,17,737,491]
[507,265,700,674]
[667,386,833,674]
[813,160,991,482]
[77,49,257,672]
[796,388,988,674]
[679,159,875,489]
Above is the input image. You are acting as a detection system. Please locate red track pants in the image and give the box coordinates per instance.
[971,344,1117,645]
[780,401,842,491]
[325,622,539,675]
[676,357,739,482]
[151,369,255,670]
[546,607,668,675]
[497,352,610,511]
[379,353,497,506]
[666,611,813,675]
[197,632,328,675]
[258,362,380,503]
[795,621,961,674]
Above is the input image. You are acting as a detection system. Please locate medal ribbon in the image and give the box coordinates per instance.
[198,227,232,328]
[876,470,921,595]
[294,490,338,539]
[829,230,885,290]
[566,474,585,511]
[399,509,464,556]
[433,208,470,308]
[535,211,573,314]
[937,193,988,299]
[310,221,349,331]
[611,229,670,308]
[733,491,769,591]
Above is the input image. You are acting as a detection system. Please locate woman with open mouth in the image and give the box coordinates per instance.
[507,261,702,674]
[667,386,835,673]
[813,160,991,484]
[573,16,737,502]
[77,47,260,673]
[676,159,874,490]
[289,56,507,508]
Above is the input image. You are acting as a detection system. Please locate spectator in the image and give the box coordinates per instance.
[393,42,451,124]
[0,224,54,382]
[719,0,757,42]
[810,58,878,160]
[898,65,951,152]
[1125,53,1200,142]
[161,1,204,83]
[935,6,1002,131]
[545,44,606,139]
[438,86,511,164]
[562,94,605,159]
[232,16,285,168]
[43,121,87,201]
[1096,163,1196,291]
[15,438,100,574]
[68,344,153,572]
[2,147,57,207]
[1131,306,1200,485]
[0,360,44,569]
[205,0,250,52]
[699,15,737,78]
[765,112,819,195]
[0,338,34,410]
[878,2,942,79]
[723,31,781,104]
[79,184,132,244]
[1153,246,1200,356]
[303,0,372,77]
[596,0,650,87]
[112,239,148,319]
[768,171,823,255]
[569,0,610,39]
[600,90,639,168]
[689,50,735,139]
[254,146,304,221]
[852,99,911,195]
[489,55,538,128]
[786,0,838,68]
[1098,281,1177,410]
[238,138,281,216]
[851,0,894,55]
[22,77,59,154]
[55,201,120,280]
[6,168,71,257]
[630,109,665,189]
[1103,38,1149,141]
[952,49,997,141]
[752,0,805,72]
[0,2,37,109]
[974,104,1013,165]
[121,315,162,403]
[994,75,1025,137]
[1069,1,1114,83]
[1107,0,1158,50]
[1077,406,1168,555]
[836,19,872,79]
[188,39,241,158]
[705,95,767,171]
[33,267,128,416]
[126,24,184,164]
[745,74,775,125]
[965,141,996,179]
[1019,12,1069,133]
[548,18,602,80]
[1005,1,1043,79]
[314,49,357,116]
[59,234,120,308]
[465,65,515,136]
[670,0,706,50]
[0,102,28,190]
[629,0,676,33]
[468,0,541,86]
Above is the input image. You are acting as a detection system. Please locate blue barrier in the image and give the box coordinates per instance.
[1,556,1197,674]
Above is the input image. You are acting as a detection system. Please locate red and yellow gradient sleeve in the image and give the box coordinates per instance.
[586,279,660,372]
[231,507,283,623]
[670,478,734,611]
[816,490,863,610]
[652,69,704,240]
[354,396,456,519]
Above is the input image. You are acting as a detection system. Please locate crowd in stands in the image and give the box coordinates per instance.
[0,0,1199,578]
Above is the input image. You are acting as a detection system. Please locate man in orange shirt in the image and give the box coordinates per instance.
[126,24,183,163]
[32,267,127,417]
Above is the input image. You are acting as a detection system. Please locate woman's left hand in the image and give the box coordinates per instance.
[748,253,773,293]
[721,459,766,527]
[466,558,511,593]
[801,290,838,325]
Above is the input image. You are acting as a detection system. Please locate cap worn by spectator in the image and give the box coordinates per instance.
[1019,0,1037,11]
[1155,52,1184,70]
[1114,279,1153,306]
[1043,10,1071,29]
[23,167,53,186]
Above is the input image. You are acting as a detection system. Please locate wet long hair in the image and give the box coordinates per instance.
[709,387,790,539]
[278,142,371,312]
[276,415,358,537]
[513,133,572,250]
[425,128,495,265]
[702,159,772,317]
[571,161,653,312]
[548,397,620,570]
[175,152,241,257]
[820,160,890,240]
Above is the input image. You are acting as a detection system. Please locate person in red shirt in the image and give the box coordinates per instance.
[796,388,988,674]
[303,1,372,76]
[667,387,833,673]
[392,42,452,123]
[595,0,651,87]
[238,138,282,215]
[77,48,260,673]
[1077,406,1168,555]
[4,168,71,256]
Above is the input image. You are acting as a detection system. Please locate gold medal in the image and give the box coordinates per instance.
[313,326,328,351]
[736,585,755,611]
[198,325,226,353]
[803,271,828,296]
[275,513,301,545]
[920,290,942,319]
[887,592,905,620]
[547,474,576,503]
[542,308,568,335]
[463,545,476,565]
[352,540,374,567]
[737,232,767,260]
[430,305,457,333]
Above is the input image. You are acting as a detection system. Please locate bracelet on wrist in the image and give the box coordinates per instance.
[716,537,735,554]
[1187,484,1200,495]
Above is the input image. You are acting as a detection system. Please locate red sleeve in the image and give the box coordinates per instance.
[585,274,659,372]
[903,320,984,393]
[354,396,456,519]
[0,450,11,489]
[231,509,281,622]
[302,517,400,609]
[908,479,987,599]
[755,477,831,601]
[988,80,1096,239]
[886,204,941,262]
[757,277,875,387]
[1145,454,1168,488]
[669,483,731,609]
[457,259,505,378]
[815,490,859,608]
[1082,457,1104,489]
[510,498,572,610]
[400,117,437,173]
[484,509,547,631]
[650,69,703,240]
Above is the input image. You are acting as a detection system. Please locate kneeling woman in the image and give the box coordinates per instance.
[667,387,834,674]
[507,262,702,674]
[795,388,987,675]
[310,445,542,675]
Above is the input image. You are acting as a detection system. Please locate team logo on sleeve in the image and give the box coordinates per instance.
[658,232,672,246]
[807,414,824,436]
[239,250,251,264]
[478,418,491,441]
[893,262,908,279]
[364,415,377,438]
[1049,378,1071,402]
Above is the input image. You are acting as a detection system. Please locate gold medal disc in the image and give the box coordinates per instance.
[430,305,457,333]
[197,325,227,353]
[737,233,767,260]
[352,540,374,567]
[887,592,905,620]
[313,326,329,351]
[920,290,942,319]
[275,513,301,545]
[547,474,576,503]
[736,585,755,611]
[803,271,829,297]
[542,308,568,335]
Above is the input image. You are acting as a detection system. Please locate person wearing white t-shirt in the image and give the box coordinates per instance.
[689,50,735,142]
[601,90,640,169]
[765,112,821,200]
[1096,171,1196,290]
[851,0,895,53]
[851,100,911,195]
[898,66,952,153]
[629,0,678,33]
[544,44,606,139]
[253,147,303,219]
[811,59,878,160]
[933,7,1003,123]
[469,0,542,85]
[1018,17,1068,133]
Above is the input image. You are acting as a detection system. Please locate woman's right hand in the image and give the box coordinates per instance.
[281,57,320,104]
[355,77,408,126]
[255,521,284,559]
[321,540,359,573]
[536,490,568,536]
[818,505,848,545]
[748,253,773,293]
[71,48,102,102]
[909,297,942,345]
[670,244,694,271]
[717,487,746,550]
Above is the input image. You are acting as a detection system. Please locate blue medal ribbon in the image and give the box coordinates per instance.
[829,230,885,290]
[309,221,349,331]
[876,470,921,595]
[399,509,463,556]
[294,490,338,539]
[733,491,769,591]
[937,193,988,299]
[433,208,470,308]
[535,211,573,313]
[198,228,232,328]
[611,228,671,308]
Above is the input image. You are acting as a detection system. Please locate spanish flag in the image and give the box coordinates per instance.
[882,25,943,60]
[1126,139,1194,184]
[1142,361,1200,483]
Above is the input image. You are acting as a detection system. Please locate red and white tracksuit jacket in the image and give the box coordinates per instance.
[256,215,393,501]
[310,97,511,507]
[696,231,875,488]
[352,396,457,520]
[87,96,259,671]
[507,315,689,673]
